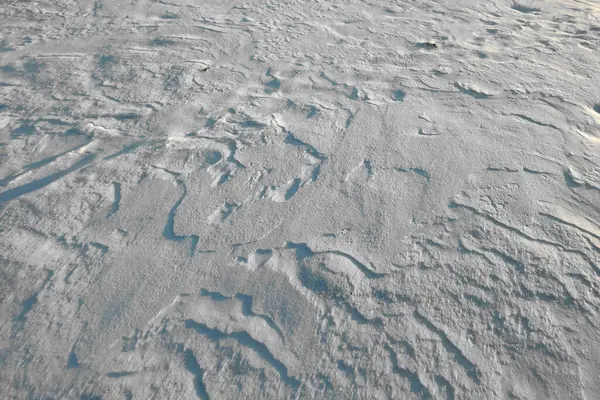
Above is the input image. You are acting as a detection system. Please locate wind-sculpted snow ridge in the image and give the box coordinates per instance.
[1,0,600,398]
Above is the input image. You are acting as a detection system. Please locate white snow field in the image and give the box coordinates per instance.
[1,0,600,398]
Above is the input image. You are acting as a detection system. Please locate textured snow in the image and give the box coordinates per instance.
[1,0,600,398]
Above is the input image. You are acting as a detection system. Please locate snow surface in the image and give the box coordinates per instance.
[1,0,600,398]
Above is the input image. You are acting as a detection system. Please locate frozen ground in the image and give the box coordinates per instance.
[1,0,600,398]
